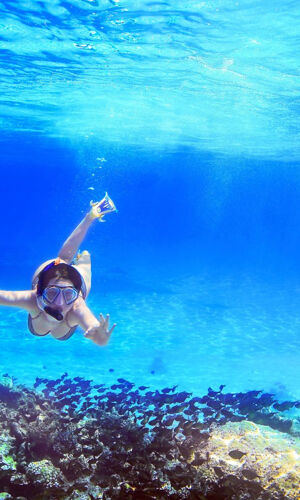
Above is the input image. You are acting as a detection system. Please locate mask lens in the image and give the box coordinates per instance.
[43,286,60,304]
[63,287,79,305]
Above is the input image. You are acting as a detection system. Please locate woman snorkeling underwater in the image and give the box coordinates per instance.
[0,193,117,346]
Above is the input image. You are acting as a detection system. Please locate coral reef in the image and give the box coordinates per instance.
[194,421,300,499]
[0,373,298,499]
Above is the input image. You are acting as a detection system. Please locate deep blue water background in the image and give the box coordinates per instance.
[0,0,300,401]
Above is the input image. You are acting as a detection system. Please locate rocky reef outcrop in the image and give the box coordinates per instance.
[193,420,300,499]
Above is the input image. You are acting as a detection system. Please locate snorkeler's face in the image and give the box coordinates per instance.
[45,278,79,312]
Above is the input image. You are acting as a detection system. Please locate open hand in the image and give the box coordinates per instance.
[84,313,116,346]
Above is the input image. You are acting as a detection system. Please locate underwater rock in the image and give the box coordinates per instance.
[10,472,28,486]
[195,420,300,499]
[64,491,92,500]
[290,418,300,437]
[0,433,16,477]
[25,459,68,494]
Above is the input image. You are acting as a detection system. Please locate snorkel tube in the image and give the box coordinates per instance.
[44,306,64,321]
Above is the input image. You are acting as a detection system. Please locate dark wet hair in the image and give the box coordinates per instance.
[36,262,84,297]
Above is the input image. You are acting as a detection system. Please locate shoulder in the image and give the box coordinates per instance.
[26,290,40,315]
[68,296,87,322]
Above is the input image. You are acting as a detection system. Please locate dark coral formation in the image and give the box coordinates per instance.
[0,374,299,499]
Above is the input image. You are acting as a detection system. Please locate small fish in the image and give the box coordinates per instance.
[221,408,234,418]
[242,469,259,480]
[246,390,262,398]
[257,393,276,406]
[148,417,160,426]
[201,407,215,417]
[163,416,176,426]
[70,395,81,402]
[206,399,222,411]
[182,421,194,431]
[184,408,199,416]
[145,391,155,398]
[167,406,182,415]
[34,377,46,388]
[45,380,59,389]
[207,387,219,397]
[229,449,247,460]
[175,392,192,403]
[191,455,206,466]
[221,394,237,405]
[273,401,295,411]
[191,422,205,430]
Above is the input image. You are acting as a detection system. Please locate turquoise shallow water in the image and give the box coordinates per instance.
[1,269,300,401]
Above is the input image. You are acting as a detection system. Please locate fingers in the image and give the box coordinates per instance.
[99,313,110,329]
[84,317,116,344]
[108,323,117,336]
[99,313,117,337]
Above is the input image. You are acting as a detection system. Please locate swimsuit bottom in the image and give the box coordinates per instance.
[28,313,78,341]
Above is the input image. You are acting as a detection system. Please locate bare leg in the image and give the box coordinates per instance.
[58,213,95,264]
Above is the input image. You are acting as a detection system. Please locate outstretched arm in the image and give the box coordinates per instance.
[58,212,95,264]
[70,298,116,346]
[0,290,36,312]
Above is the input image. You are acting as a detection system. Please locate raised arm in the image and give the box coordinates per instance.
[70,298,116,346]
[0,290,36,312]
[58,213,95,264]
[58,194,117,264]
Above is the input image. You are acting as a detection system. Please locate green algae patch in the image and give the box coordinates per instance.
[0,435,16,475]
[26,459,67,493]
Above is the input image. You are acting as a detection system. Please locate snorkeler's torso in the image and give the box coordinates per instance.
[29,296,77,338]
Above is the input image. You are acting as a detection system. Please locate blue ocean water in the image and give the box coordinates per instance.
[0,0,300,405]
